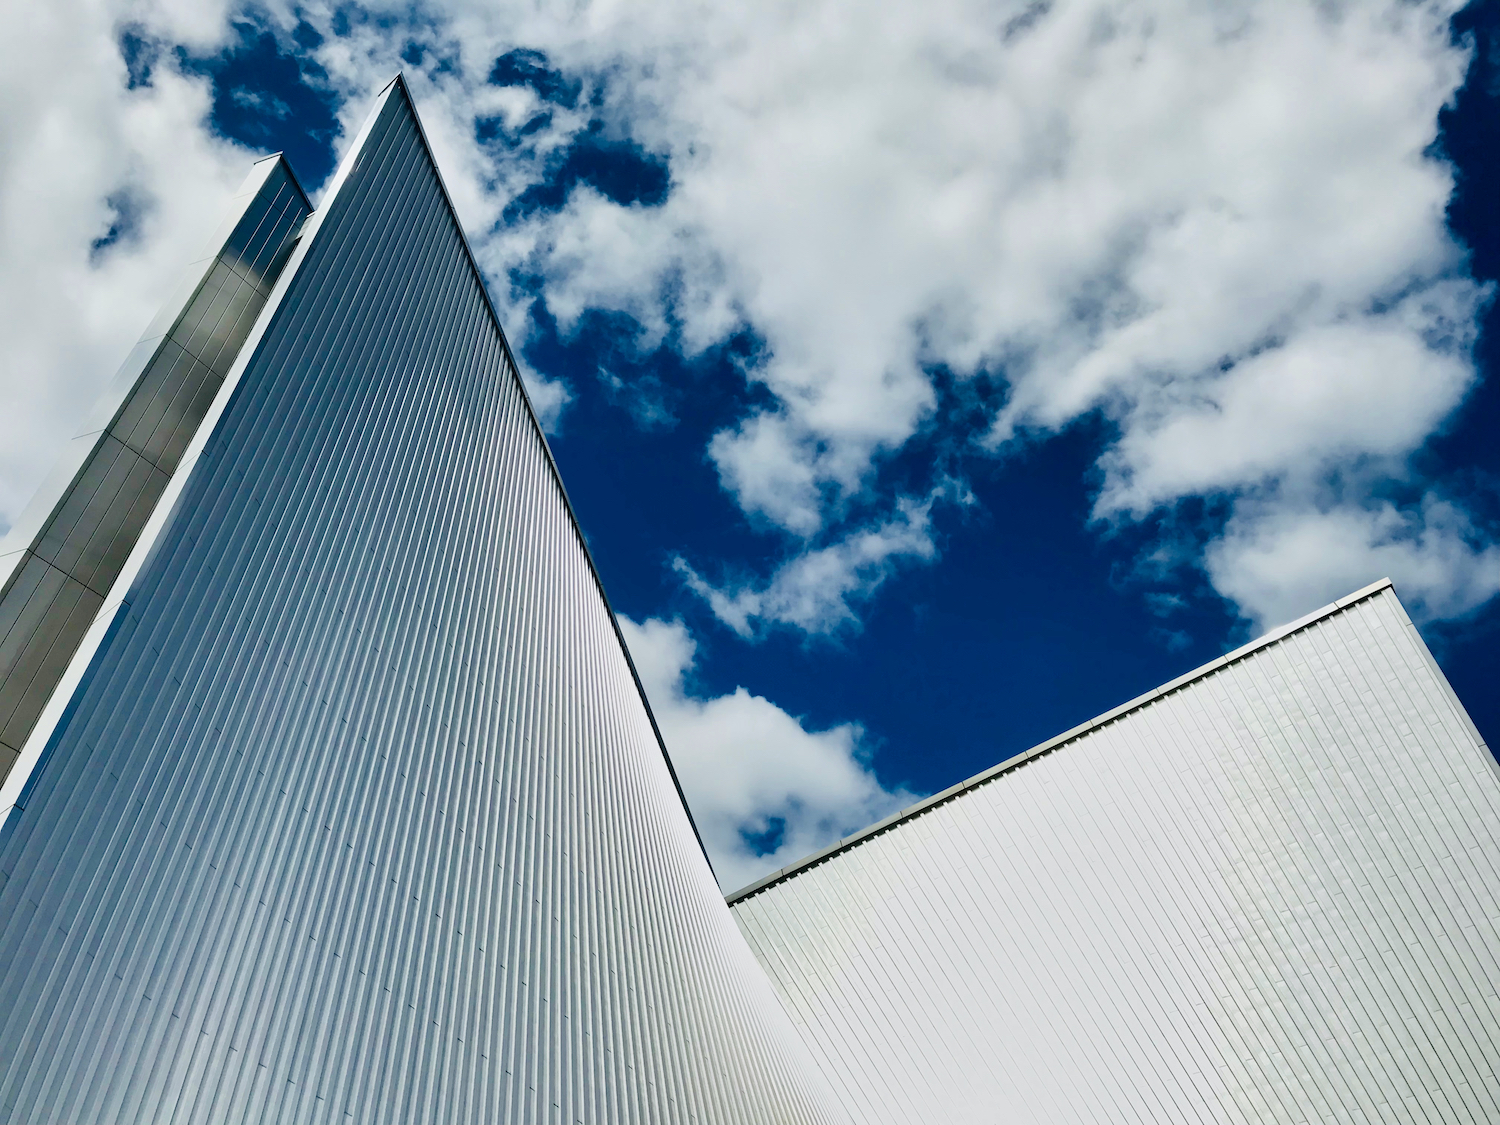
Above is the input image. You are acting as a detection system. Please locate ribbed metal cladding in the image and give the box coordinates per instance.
[732,584,1500,1125]
[0,156,309,787]
[0,79,841,1125]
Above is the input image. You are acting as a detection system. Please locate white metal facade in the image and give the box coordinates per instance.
[6,70,1498,1125]
[731,582,1500,1124]
[0,80,841,1125]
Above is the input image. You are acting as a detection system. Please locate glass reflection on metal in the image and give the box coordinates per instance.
[0,159,309,785]
[0,79,839,1125]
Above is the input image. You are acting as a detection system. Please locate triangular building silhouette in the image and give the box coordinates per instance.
[0,77,841,1125]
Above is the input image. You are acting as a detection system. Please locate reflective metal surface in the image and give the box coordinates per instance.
[0,79,839,1125]
[0,157,309,786]
[732,583,1500,1124]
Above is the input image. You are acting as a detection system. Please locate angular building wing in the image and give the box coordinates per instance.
[5,73,1500,1125]
[0,156,310,792]
[730,580,1500,1124]
[0,78,841,1125]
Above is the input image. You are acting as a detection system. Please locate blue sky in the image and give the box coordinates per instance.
[3,0,1497,888]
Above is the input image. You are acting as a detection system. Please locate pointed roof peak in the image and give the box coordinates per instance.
[301,75,716,872]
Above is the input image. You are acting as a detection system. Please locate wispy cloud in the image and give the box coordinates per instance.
[675,493,941,637]
[3,0,1494,642]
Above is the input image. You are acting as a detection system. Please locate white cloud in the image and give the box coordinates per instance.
[0,4,248,532]
[1206,496,1500,632]
[513,355,572,433]
[1095,290,1482,518]
[675,493,940,636]
[620,615,914,890]
[4,0,1495,641]
[270,0,1492,634]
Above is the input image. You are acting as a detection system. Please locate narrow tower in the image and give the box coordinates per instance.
[0,78,839,1125]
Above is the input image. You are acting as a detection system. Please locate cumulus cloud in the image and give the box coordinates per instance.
[620,615,913,889]
[0,1,249,532]
[266,0,1494,634]
[4,0,1496,640]
[1206,496,1500,631]
[1094,291,1482,518]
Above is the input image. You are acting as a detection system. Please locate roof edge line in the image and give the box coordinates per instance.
[377,77,719,880]
[244,153,315,213]
[725,576,1397,905]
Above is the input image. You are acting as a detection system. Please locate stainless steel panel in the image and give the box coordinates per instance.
[77,457,170,591]
[0,553,53,649]
[38,436,158,592]
[0,158,310,794]
[224,164,304,288]
[135,352,217,468]
[0,579,101,748]
[74,336,168,440]
[31,434,136,575]
[111,339,198,455]
[0,557,68,728]
[195,273,258,375]
[151,363,221,472]
[171,261,240,364]
[0,81,839,1125]
[0,563,101,750]
[234,170,306,287]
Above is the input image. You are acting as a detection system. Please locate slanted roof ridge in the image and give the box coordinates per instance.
[335,76,717,877]
[725,577,1397,905]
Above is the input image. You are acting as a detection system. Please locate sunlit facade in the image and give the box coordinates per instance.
[2,76,1498,1125]
[0,78,838,1125]
[731,580,1500,1124]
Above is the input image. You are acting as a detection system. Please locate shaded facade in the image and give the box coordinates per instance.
[0,157,309,791]
[731,581,1500,1124]
[0,79,840,1125]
